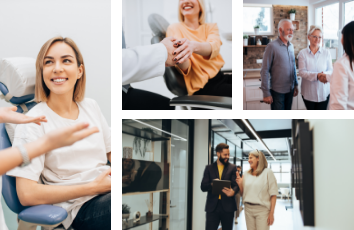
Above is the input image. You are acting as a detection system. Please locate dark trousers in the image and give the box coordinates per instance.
[270,89,294,110]
[193,71,232,97]
[302,95,330,110]
[206,200,234,230]
[72,193,111,230]
[122,88,175,110]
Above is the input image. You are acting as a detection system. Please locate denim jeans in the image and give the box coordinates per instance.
[71,193,111,230]
[270,89,294,110]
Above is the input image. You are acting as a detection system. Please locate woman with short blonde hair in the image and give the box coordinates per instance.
[166,0,232,97]
[298,25,333,110]
[236,150,278,230]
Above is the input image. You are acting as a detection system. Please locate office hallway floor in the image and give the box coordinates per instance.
[233,199,294,230]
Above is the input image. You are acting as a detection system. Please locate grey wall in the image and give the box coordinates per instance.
[0,0,111,125]
[192,120,209,230]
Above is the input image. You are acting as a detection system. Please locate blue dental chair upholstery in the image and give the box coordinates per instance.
[0,58,70,230]
[148,14,232,110]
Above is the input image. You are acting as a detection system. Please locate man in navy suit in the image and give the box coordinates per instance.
[201,143,239,230]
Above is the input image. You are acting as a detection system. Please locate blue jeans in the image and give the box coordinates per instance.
[270,89,294,110]
[72,193,111,230]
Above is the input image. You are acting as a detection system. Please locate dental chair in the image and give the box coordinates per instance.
[0,58,71,230]
[148,14,232,110]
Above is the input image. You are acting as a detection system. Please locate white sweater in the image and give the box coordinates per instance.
[242,168,278,210]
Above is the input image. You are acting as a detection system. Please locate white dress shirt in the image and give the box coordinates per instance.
[298,46,333,102]
[329,54,354,110]
[122,43,167,85]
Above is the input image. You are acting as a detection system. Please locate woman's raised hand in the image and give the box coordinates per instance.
[44,122,99,151]
[236,171,242,186]
[0,106,47,125]
[173,38,195,64]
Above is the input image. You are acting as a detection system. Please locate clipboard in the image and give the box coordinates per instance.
[212,179,231,195]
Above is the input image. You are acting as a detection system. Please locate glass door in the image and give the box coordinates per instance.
[345,1,354,25]
[169,120,189,230]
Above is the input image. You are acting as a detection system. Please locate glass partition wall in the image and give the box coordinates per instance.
[122,119,192,230]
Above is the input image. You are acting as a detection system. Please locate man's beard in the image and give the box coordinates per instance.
[282,31,293,42]
[219,155,229,165]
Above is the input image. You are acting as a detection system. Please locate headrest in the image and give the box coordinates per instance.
[148,14,170,39]
[0,58,36,104]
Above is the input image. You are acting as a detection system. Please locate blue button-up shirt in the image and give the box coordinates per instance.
[260,37,298,97]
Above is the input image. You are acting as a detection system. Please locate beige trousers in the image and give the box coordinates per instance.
[244,203,270,230]
[235,192,241,218]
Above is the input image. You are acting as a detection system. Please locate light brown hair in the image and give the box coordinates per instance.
[35,36,86,102]
[248,150,268,176]
[178,0,206,25]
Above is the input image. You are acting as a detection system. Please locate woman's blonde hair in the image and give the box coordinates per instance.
[178,0,206,25]
[35,36,86,103]
[248,150,268,176]
[308,25,323,36]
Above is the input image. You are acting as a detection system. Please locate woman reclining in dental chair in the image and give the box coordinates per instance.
[166,0,231,97]
[7,37,111,230]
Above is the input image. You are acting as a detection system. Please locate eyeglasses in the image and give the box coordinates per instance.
[310,35,322,40]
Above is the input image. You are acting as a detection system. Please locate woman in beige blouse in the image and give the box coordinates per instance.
[236,150,278,230]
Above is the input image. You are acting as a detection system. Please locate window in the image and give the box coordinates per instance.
[316,3,339,62]
[345,1,354,26]
[269,162,291,183]
[243,4,273,35]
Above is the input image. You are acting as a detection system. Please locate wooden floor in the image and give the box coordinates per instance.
[233,199,294,230]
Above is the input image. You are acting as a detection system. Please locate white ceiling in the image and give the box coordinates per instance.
[249,119,292,131]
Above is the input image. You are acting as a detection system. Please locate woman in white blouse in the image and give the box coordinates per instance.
[329,21,354,109]
[298,25,333,110]
[236,150,278,230]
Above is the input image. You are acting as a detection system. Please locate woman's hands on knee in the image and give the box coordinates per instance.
[90,168,111,195]
[173,38,195,64]
[0,106,47,125]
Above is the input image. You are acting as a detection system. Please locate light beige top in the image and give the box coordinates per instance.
[242,168,278,210]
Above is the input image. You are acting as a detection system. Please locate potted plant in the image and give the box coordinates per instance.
[122,204,131,221]
[254,25,260,35]
[132,127,155,158]
[288,9,296,20]
[243,35,249,46]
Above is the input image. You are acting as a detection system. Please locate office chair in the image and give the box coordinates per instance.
[0,57,72,230]
[147,14,232,110]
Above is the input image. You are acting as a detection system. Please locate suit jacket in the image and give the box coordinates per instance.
[122,31,167,86]
[201,162,239,212]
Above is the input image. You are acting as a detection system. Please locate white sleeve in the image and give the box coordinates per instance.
[6,123,45,182]
[93,100,111,153]
[298,51,318,82]
[122,43,167,85]
[329,59,349,110]
[267,169,278,197]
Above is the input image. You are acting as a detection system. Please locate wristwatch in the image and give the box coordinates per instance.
[17,145,30,167]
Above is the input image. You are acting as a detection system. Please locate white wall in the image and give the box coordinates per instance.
[0,0,111,125]
[304,120,354,230]
[122,0,232,99]
[243,0,310,5]
[192,120,209,230]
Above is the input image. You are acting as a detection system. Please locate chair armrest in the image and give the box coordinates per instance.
[18,205,68,226]
[170,95,232,110]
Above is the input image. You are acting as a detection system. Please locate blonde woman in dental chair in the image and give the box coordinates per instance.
[7,36,112,230]
[166,0,232,97]
[0,106,98,230]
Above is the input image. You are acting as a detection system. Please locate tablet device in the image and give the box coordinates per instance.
[212,179,231,195]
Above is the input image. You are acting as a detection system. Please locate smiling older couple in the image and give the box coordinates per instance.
[260,19,333,110]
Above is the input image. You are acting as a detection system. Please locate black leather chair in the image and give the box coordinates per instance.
[148,14,232,110]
